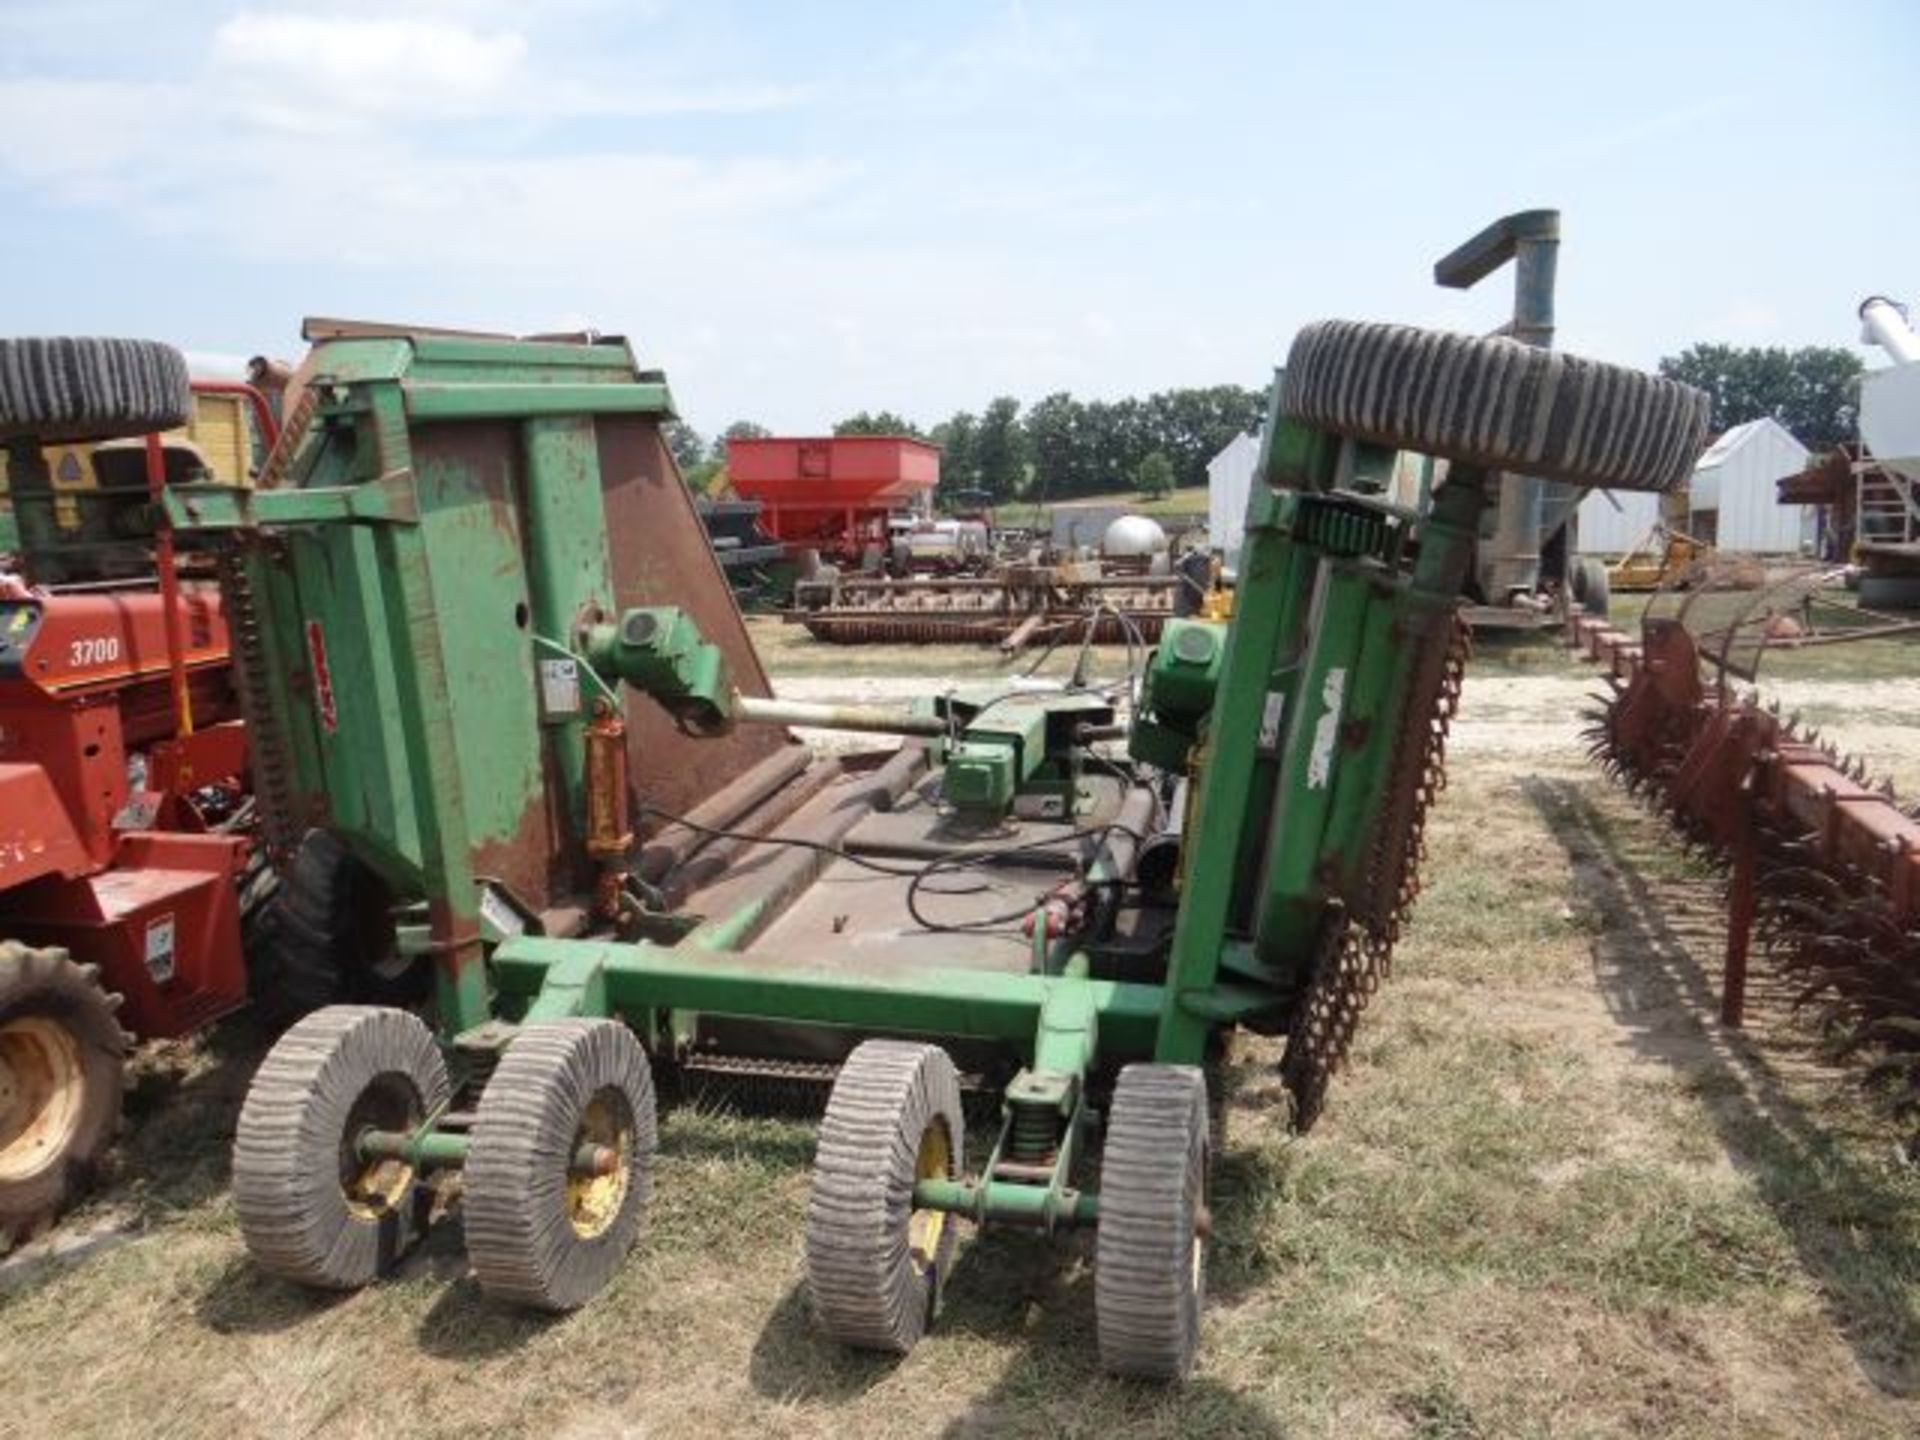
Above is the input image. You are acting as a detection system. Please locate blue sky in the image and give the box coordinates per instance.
[1,0,1912,437]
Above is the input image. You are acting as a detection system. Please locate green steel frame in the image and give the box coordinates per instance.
[173,330,1488,1235]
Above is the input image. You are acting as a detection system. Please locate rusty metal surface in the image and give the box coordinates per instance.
[594,416,802,829]
[1572,602,1920,1127]
[789,564,1184,647]
[635,746,811,884]
[680,745,926,944]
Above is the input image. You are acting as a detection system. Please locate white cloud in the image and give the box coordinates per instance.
[211,12,529,122]
[202,9,805,136]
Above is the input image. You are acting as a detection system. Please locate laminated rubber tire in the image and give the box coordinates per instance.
[805,1039,965,1354]
[0,942,127,1251]
[246,830,427,1031]
[1280,320,1708,495]
[1572,556,1612,617]
[1096,1063,1209,1381]
[232,1005,450,1290]
[464,1020,658,1311]
[0,338,192,444]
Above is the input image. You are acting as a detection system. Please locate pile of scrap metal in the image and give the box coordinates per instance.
[788,513,1215,649]
[1572,570,1920,1140]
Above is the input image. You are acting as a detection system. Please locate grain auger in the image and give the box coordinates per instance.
[167,316,1701,1378]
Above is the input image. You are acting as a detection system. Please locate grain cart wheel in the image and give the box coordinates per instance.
[0,942,127,1251]
[0,337,191,443]
[1096,1063,1209,1381]
[247,830,427,1030]
[232,1005,450,1290]
[1280,320,1710,494]
[805,1039,965,1354]
[1572,556,1612,618]
[464,1020,657,1311]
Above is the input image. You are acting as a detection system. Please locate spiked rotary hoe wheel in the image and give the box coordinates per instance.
[0,943,128,1251]
[231,1006,451,1290]
[1095,1065,1210,1380]
[463,1019,658,1312]
[805,1040,966,1354]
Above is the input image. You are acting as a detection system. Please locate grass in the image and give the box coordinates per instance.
[3,635,1918,1437]
[994,486,1209,528]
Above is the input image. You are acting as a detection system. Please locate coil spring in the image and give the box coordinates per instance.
[1007,1099,1060,1162]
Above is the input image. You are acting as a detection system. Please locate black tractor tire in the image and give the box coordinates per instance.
[246,830,427,1031]
[0,338,192,444]
[0,942,128,1252]
[464,1020,658,1311]
[1572,556,1612,617]
[1095,1063,1210,1381]
[231,1005,450,1290]
[1280,320,1709,495]
[806,1039,965,1355]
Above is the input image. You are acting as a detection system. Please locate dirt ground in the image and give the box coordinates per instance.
[1,625,1916,1439]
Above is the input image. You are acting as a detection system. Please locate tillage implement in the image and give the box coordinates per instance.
[172,318,1702,1378]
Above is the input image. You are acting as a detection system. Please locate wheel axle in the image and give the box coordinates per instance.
[355,1127,618,1177]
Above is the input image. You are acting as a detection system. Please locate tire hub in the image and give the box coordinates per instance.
[566,1088,633,1239]
[339,1075,422,1220]
[0,1017,87,1184]
[907,1121,951,1274]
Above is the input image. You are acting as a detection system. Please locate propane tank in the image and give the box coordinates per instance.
[1101,514,1169,559]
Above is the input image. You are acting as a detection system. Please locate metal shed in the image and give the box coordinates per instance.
[1575,487,1662,555]
[1687,418,1812,553]
[1206,430,1261,564]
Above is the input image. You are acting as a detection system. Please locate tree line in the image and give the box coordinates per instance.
[1656,344,1862,452]
[665,384,1270,504]
[662,342,1869,504]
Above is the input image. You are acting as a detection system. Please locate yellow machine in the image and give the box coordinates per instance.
[1,388,258,538]
[1607,524,1712,592]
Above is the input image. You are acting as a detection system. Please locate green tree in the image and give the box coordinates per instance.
[972,396,1028,501]
[930,411,979,500]
[712,419,771,463]
[1023,391,1088,501]
[663,420,706,474]
[1134,449,1175,499]
[833,410,925,438]
[1657,344,1863,451]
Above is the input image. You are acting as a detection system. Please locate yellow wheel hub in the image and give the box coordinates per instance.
[907,1121,951,1274]
[340,1077,420,1221]
[343,1153,415,1221]
[0,1017,87,1184]
[567,1090,632,1239]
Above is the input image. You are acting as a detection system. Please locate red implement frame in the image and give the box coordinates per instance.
[1570,605,1920,1028]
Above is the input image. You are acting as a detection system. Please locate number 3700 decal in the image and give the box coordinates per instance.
[68,635,122,667]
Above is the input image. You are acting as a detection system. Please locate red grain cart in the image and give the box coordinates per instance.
[726,435,938,566]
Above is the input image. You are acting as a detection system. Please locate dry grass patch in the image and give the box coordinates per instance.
[2,643,1917,1437]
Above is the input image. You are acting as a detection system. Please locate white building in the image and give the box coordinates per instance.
[1206,431,1261,564]
[1687,417,1812,553]
[1575,486,1661,555]
[1574,416,1812,555]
